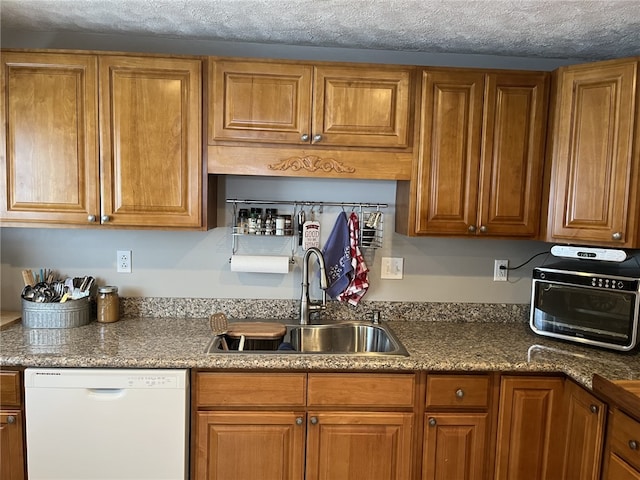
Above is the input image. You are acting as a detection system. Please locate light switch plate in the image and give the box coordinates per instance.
[381,257,403,279]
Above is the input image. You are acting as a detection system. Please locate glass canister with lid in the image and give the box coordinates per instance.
[97,285,120,323]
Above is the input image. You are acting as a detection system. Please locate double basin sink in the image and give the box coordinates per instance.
[206,321,409,356]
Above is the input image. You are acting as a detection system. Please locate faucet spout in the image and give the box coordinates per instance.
[300,247,328,325]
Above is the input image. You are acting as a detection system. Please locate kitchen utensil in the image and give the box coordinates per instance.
[209,313,229,351]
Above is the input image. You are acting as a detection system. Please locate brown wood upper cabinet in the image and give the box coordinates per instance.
[545,57,640,247]
[1,51,212,229]
[396,68,549,237]
[207,57,416,180]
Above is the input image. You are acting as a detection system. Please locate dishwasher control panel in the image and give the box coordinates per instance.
[25,368,187,389]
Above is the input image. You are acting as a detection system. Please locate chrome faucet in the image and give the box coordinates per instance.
[300,247,328,325]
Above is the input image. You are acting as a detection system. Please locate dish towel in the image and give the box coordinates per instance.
[322,211,352,299]
[338,212,369,306]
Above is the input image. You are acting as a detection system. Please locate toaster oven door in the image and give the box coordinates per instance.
[530,280,639,351]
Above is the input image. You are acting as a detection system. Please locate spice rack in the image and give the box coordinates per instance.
[227,199,387,256]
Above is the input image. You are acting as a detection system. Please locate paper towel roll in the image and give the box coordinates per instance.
[230,255,290,274]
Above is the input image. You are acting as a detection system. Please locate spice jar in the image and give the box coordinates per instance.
[97,286,119,323]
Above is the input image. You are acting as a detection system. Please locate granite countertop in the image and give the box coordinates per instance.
[1,317,638,388]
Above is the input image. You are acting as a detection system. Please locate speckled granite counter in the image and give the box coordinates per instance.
[1,317,638,388]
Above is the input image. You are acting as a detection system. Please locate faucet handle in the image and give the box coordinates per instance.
[372,311,381,324]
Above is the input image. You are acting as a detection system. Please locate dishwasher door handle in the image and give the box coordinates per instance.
[86,388,126,399]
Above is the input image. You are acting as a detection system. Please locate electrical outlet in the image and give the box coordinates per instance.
[117,250,132,273]
[494,259,508,281]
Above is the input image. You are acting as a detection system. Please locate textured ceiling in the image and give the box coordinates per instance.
[2,0,639,60]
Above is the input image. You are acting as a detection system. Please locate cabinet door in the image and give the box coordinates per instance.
[306,411,413,480]
[209,59,313,144]
[415,69,485,234]
[1,52,100,225]
[478,72,549,237]
[99,55,203,227]
[313,65,413,148]
[495,376,565,480]
[195,411,305,480]
[548,58,638,246]
[422,413,488,480]
[0,410,25,480]
[560,381,606,480]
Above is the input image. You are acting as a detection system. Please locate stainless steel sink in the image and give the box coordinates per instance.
[205,321,409,356]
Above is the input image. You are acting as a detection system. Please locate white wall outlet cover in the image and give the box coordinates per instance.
[381,257,403,279]
[117,250,132,273]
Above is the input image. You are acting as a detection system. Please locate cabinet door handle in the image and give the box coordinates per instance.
[6,415,15,424]
[612,232,623,241]
[295,416,303,426]
[589,404,599,414]
[310,416,318,425]
[301,134,310,142]
[455,389,465,398]
[468,225,477,233]
[428,417,436,427]
[630,440,638,450]
[101,215,110,223]
[312,134,322,143]
[87,215,97,223]
[479,226,488,233]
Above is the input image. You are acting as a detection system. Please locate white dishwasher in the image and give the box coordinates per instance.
[25,368,188,480]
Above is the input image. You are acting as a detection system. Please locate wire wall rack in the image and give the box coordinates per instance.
[226,198,387,256]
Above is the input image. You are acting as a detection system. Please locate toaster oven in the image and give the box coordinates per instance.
[530,252,640,352]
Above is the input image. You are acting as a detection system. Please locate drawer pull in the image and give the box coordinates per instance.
[428,417,437,427]
[455,389,465,398]
[589,404,599,414]
[630,440,638,450]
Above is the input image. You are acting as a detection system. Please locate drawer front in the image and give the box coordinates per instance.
[307,373,416,407]
[611,409,640,471]
[0,371,21,407]
[426,374,490,409]
[195,372,306,407]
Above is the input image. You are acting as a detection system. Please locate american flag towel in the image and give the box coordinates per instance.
[338,212,369,306]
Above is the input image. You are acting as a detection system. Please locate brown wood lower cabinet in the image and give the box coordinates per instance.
[561,380,606,480]
[193,372,416,480]
[422,413,488,480]
[494,376,565,480]
[306,411,414,480]
[193,371,615,480]
[0,370,25,480]
[422,374,496,480]
[196,411,305,480]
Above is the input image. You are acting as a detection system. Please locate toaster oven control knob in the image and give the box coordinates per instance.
[612,232,622,241]
[539,272,546,280]
[591,278,597,286]
[618,281,624,289]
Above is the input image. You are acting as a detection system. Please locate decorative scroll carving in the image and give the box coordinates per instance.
[268,155,356,174]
